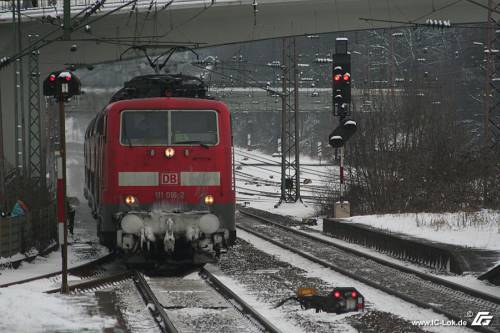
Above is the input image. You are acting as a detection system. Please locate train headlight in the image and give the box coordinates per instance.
[204,195,214,205]
[125,195,138,206]
[164,147,175,158]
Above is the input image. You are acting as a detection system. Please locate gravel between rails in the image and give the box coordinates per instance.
[139,272,268,333]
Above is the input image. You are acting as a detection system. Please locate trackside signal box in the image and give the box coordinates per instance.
[332,54,351,105]
[330,38,356,147]
[296,287,365,314]
[328,119,357,148]
[43,71,81,100]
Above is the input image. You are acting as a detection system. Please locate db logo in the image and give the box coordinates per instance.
[161,173,179,185]
[471,312,493,326]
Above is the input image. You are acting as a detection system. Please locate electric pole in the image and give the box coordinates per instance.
[277,37,301,206]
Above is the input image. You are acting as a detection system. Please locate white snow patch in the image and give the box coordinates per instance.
[234,147,334,218]
[66,116,86,144]
[213,274,308,333]
[0,287,113,332]
[0,252,26,265]
[0,244,109,288]
[345,211,500,250]
[301,220,500,297]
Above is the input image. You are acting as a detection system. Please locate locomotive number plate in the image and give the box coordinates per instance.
[155,191,185,200]
[161,173,179,185]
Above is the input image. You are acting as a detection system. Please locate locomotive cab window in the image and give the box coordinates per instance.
[171,110,218,145]
[120,110,218,146]
[121,111,169,145]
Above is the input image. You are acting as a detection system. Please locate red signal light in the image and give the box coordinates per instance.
[49,74,56,82]
[65,75,71,81]
[351,291,357,298]
[333,291,341,298]
[343,73,350,81]
[334,74,342,81]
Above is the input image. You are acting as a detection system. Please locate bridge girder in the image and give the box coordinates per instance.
[0,0,491,73]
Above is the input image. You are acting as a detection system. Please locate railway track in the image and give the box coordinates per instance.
[39,264,282,332]
[45,270,131,294]
[133,267,281,333]
[200,266,282,333]
[60,266,283,333]
[133,271,179,333]
[238,208,500,333]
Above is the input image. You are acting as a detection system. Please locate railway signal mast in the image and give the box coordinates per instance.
[43,71,81,294]
[329,38,357,217]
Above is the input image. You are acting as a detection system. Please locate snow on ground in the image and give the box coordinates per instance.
[234,147,334,219]
[236,147,500,252]
[344,211,500,251]
[0,286,115,333]
[0,243,108,287]
[235,229,475,333]
[303,220,500,298]
[236,147,500,295]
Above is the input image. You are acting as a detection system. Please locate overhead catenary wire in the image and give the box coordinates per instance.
[157,0,216,38]
[0,0,139,70]
[235,149,338,180]
[235,172,332,193]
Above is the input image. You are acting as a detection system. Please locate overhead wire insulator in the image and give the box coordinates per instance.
[0,56,11,70]
[252,0,258,26]
[425,18,451,29]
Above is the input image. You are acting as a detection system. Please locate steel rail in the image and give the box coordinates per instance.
[238,209,499,333]
[132,271,179,333]
[45,270,131,294]
[200,266,282,333]
[0,252,115,288]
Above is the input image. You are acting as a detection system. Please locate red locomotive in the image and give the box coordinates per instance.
[84,75,235,263]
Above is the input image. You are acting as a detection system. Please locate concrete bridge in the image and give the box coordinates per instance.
[0,0,494,165]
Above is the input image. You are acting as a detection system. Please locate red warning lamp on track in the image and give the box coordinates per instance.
[49,74,56,82]
[343,73,351,81]
[293,287,364,313]
[334,74,342,81]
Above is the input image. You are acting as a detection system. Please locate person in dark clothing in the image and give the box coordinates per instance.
[66,201,75,235]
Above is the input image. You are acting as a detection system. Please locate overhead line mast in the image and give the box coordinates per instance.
[277,37,301,206]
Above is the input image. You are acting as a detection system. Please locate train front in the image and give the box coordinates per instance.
[103,98,235,263]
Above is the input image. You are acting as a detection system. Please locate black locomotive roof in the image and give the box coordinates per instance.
[110,73,211,103]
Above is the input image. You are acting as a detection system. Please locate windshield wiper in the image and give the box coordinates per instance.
[174,140,210,149]
[122,117,132,147]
